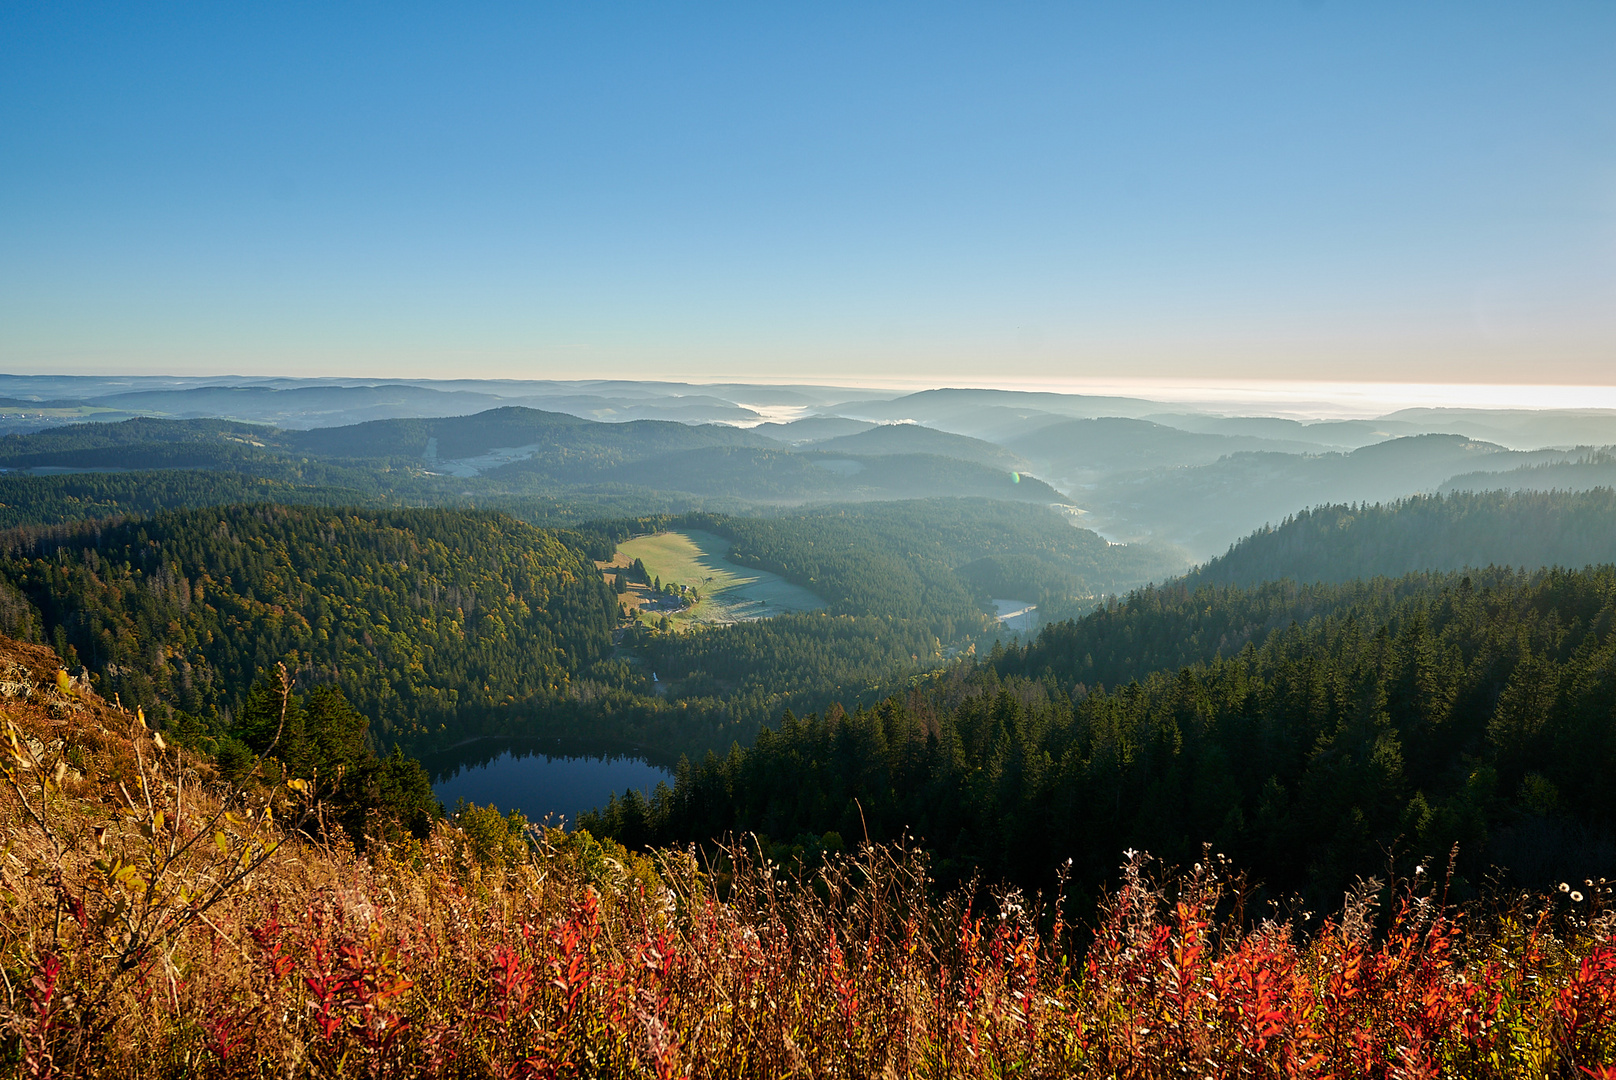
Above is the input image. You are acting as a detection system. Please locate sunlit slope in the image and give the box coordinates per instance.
[0,506,616,745]
[13,626,1616,1076]
[613,529,825,626]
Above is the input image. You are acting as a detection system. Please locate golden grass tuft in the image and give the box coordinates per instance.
[3,631,1616,1077]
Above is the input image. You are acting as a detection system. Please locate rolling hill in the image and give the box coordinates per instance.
[0,408,1072,514]
[1187,488,1616,589]
[752,416,876,443]
[1083,434,1576,559]
[1005,416,1326,486]
[0,506,617,746]
[805,423,1026,470]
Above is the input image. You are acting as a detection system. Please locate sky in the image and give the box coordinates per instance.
[3,3,1614,389]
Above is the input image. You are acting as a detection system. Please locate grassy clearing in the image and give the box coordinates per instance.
[992,597,1039,633]
[613,529,824,627]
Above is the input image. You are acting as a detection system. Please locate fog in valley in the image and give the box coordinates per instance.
[8,373,1616,565]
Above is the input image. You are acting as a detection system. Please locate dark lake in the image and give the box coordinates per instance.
[425,739,674,827]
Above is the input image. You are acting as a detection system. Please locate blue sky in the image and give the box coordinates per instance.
[2,3,1613,386]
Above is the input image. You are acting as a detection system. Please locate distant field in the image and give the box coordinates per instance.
[992,598,1039,633]
[611,529,825,627]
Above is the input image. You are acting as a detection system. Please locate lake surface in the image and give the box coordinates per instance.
[427,740,673,827]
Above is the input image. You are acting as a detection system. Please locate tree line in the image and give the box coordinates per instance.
[587,565,1616,908]
[0,505,618,748]
[1190,488,1616,589]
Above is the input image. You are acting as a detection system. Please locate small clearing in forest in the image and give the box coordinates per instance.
[601,529,825,628]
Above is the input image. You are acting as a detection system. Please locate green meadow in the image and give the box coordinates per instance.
[616,529,825,627]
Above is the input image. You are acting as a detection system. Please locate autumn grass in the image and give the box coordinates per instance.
[4,638,1616,1077]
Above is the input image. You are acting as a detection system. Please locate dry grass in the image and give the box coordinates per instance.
[4,633,1616,1077]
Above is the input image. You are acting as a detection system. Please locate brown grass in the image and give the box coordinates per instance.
[4,633,1616,1077]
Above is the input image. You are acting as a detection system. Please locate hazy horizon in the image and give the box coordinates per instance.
[9,371,1616,422]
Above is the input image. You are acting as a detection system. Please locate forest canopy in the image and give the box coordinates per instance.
[1192,488,1616,589]
[0,506,617,747]
[589,564,1616,908]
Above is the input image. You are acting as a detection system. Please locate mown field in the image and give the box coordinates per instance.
[612,529,825,627]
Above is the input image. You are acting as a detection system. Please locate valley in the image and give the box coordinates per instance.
[15,7,1616,1069]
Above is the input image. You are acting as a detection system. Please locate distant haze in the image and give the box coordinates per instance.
[6,371,1616,420]
[7,374,1616,563]
[722,379,1616,420]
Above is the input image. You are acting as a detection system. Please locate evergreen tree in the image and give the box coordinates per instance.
[234,669,440,845]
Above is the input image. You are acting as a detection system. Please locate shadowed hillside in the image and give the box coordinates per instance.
[1189,489,1616,589]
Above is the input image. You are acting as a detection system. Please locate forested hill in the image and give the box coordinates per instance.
[284,406,772,464]
[0,408,772,485]
[592,499,1187,641]
[594,564,1616,906]
[0,408,1071,513]
[0,471,388,530]
[0,506,616,747]
[804,424,1026,470]
[715,499,1172,612]
[0,408,769,467]
[0,417,275,464]
[1189,488,1616,590]
[0,497,1182,767]
[994,574,1461,693]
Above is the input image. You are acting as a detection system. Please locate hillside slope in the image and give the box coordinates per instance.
[699,498,1182,628]
[1189,489,1616,589]
[1007,416,1324,484]
[288,406,772,464]
[1441,449,1616,495]
[596,448,1064,505]
[1084,434,1571,558]
[0,408,1072,514]
[806,424,1026,470]
[608,564,1616,904]
[0,506,616,746]
[10,629,1616,1076]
